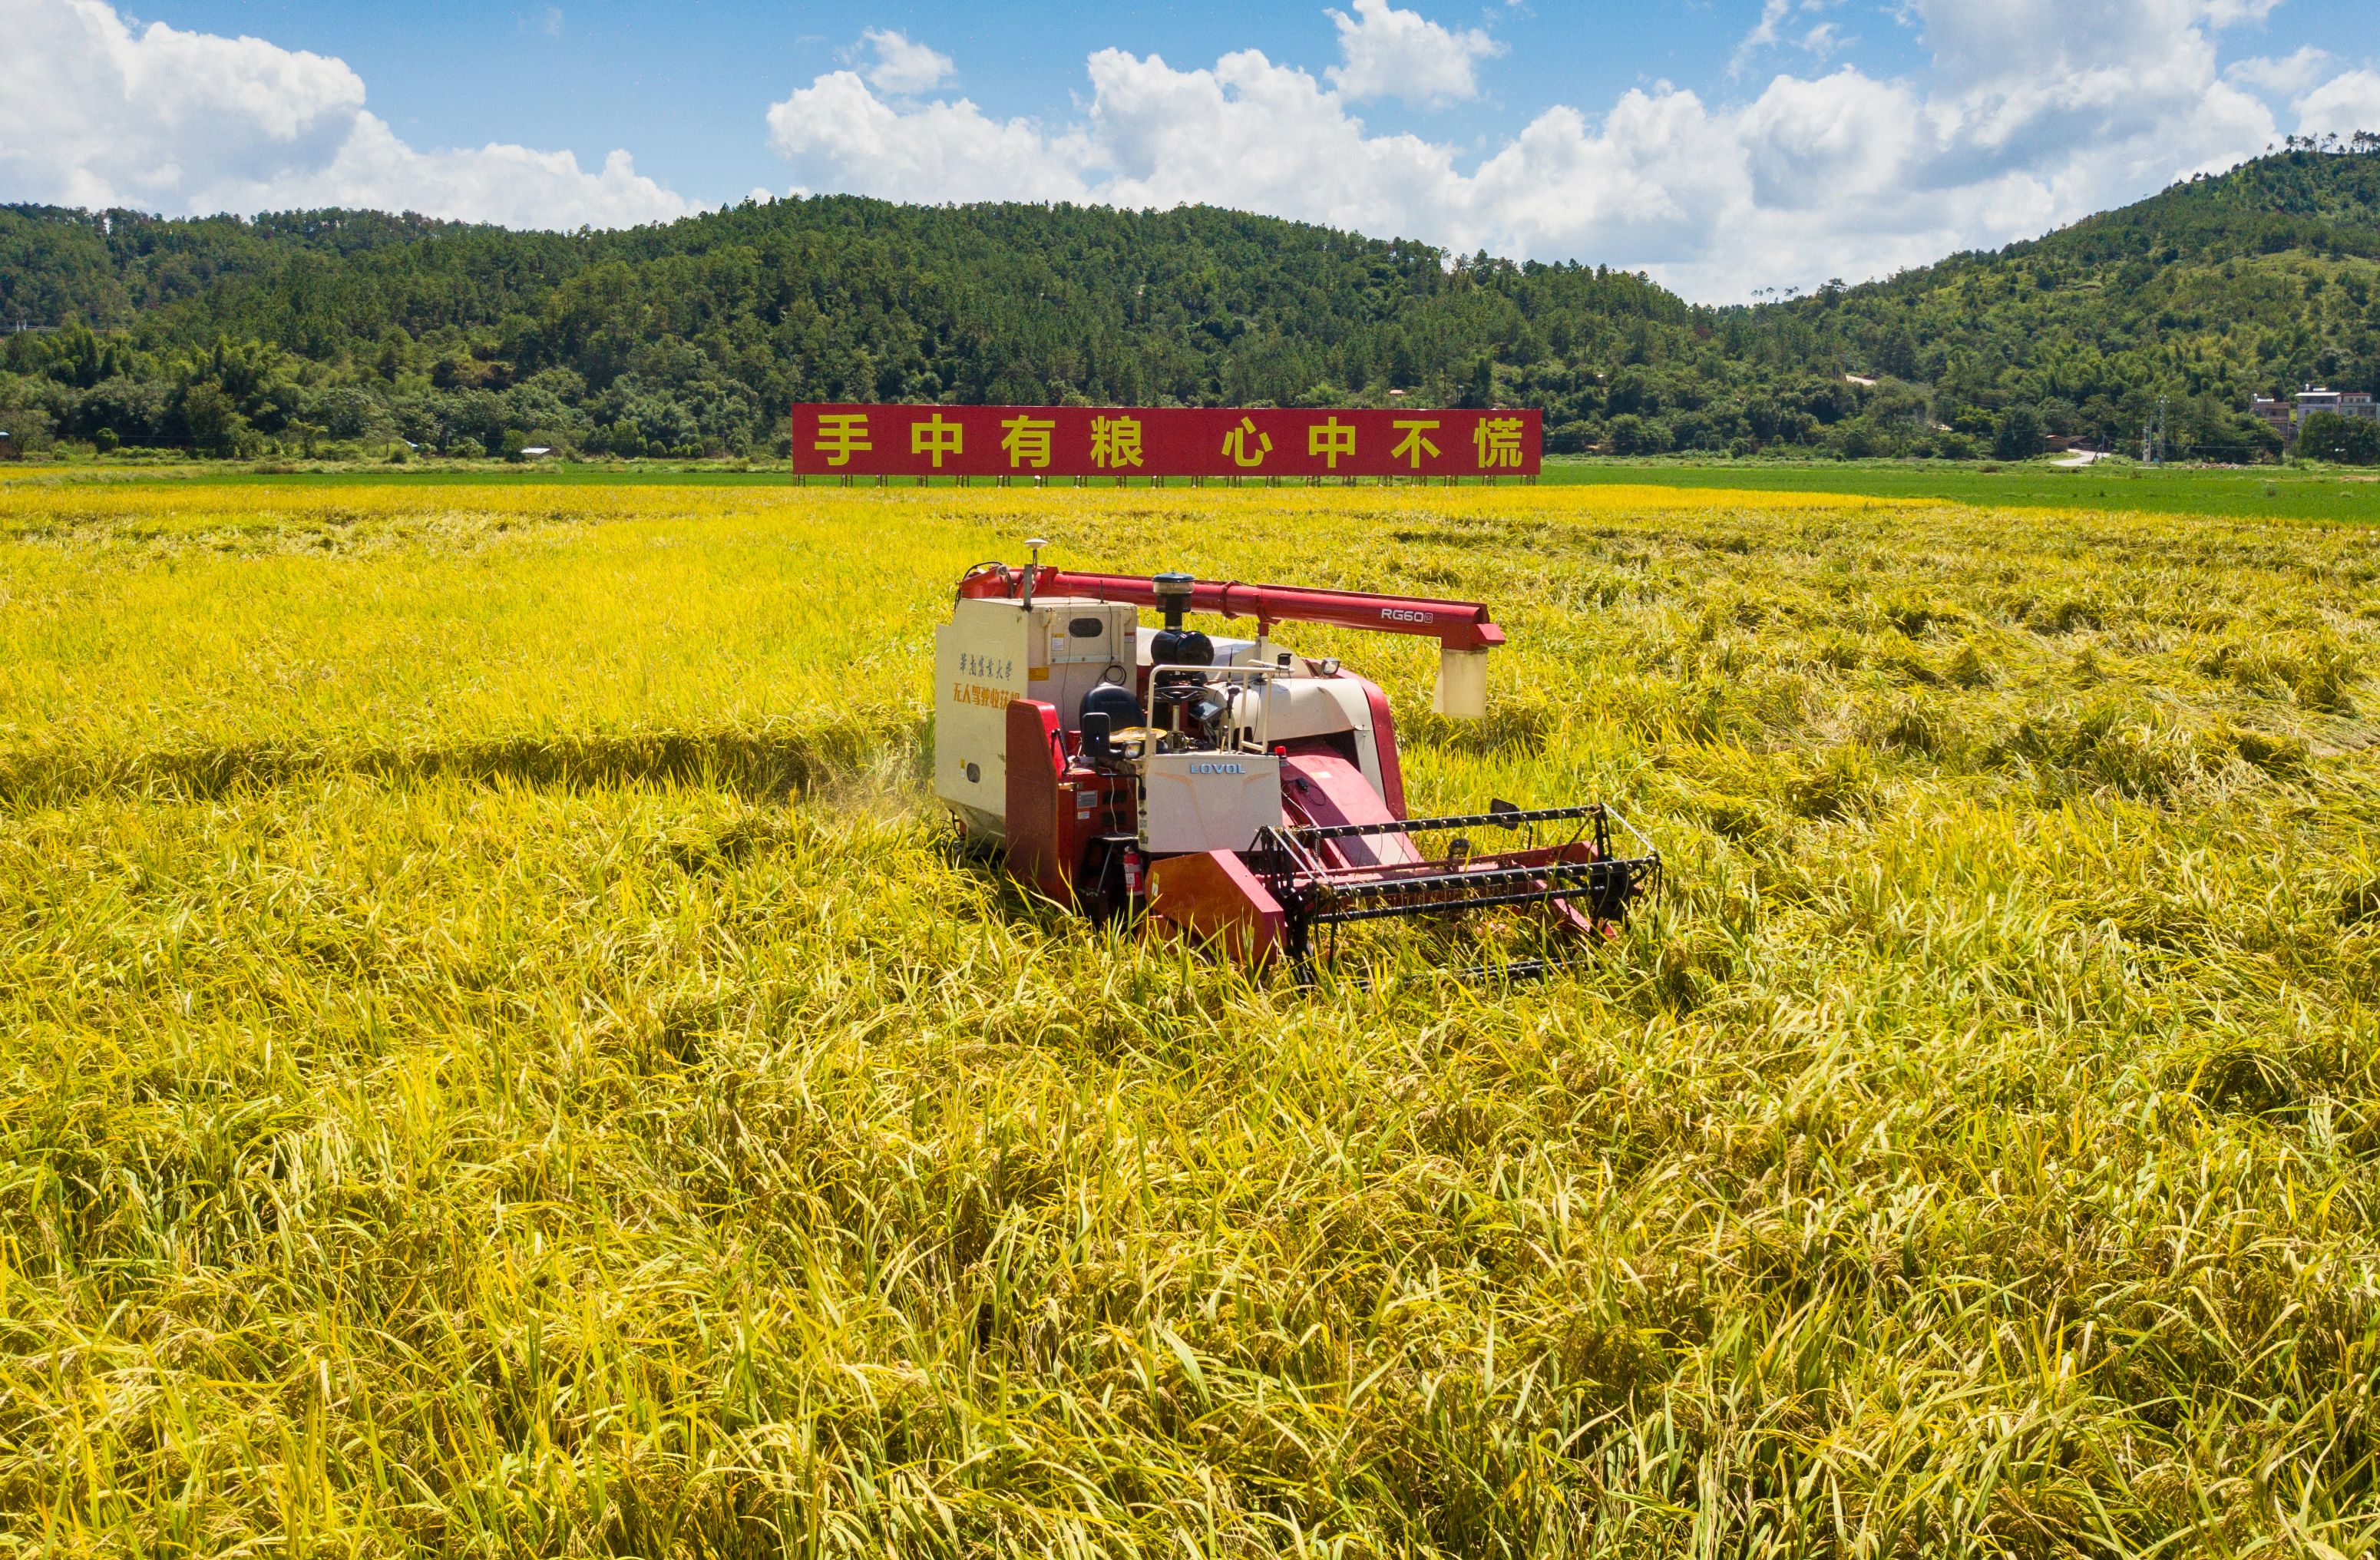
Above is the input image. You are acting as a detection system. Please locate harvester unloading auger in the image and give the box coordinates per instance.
[934,544,1659,976]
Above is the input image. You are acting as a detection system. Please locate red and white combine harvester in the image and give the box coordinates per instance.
[934,544,1659,975]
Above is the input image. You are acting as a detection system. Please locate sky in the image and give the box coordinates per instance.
[2,0,2377,301]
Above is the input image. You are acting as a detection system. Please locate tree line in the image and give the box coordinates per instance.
[2,143,2375,464]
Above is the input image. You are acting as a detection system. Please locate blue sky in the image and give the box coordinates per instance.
[5,0,2376,299]
[107,1,1937,201]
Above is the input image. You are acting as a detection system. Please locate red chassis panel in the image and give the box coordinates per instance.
[1003,700,1073,901]
[1003,699,1130,907]
[1336,671,1407,818]
[1278,752,1420,869]
[1145,851,1288,962]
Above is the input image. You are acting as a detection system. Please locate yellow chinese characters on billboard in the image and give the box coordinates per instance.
[791,405,1541,478]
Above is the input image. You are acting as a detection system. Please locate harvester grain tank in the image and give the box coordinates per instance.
[934,544,1658,972]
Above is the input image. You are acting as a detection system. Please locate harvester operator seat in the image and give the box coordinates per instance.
[1079,679,1142,734]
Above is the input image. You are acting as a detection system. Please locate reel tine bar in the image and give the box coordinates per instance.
[1248,803,1663,967]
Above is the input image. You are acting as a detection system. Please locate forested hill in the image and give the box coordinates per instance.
[1758,144,2380,457]
[0,200,1689,458]
[2,144,2375,461]
[1,200,1684,409]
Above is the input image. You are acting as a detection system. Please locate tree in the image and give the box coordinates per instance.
[177,382,250,456]
[1463,353,1493,408]
[1994,405,2047,460]
[1605,413,1665,455]
[0,398,55,454]
[1835,419,1888,459]
[2297,411,2380,464]
[1876,329,1919,379]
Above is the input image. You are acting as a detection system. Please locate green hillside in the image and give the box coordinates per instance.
[0,200,1683,458]
[1767,144,2380,458]
[1,144,2375,462]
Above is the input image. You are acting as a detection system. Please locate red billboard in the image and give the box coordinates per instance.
[789,404,1540,480]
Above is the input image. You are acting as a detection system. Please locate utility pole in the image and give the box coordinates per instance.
[2140,397,2167,464]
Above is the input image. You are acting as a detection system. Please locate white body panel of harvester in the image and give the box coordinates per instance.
[1236,678,1387,797]
[1139,751,1284,855]
[934,595,1141,839]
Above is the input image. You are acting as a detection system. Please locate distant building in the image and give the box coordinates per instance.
[2249,385,2378,446]
[519,445,555,458]
[2298,385,2378,421]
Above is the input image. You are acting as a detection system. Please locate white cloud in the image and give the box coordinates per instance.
[1734,0,1793,72]
[0,0,688,228]
[1730,0,1849,78]
[765,71,1095,205]
[2227,46,2332,96]
[766,0,2369,299]
[1324,0,1501,105]
[858,28,956,95]
[1800,23,1846,61]
[2296,69,2380,137]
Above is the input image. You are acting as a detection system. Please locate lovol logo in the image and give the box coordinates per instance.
[1379,606,1433,624]
[1188,761,1247,775]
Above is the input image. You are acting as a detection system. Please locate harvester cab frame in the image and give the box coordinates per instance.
[934,544,1658,975]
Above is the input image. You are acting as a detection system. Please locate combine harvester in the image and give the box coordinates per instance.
[934,544,1660,977]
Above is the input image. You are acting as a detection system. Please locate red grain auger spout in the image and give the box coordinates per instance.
[957,566,1508,652]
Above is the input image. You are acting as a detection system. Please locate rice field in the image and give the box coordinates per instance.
[2,473,2377,1557]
